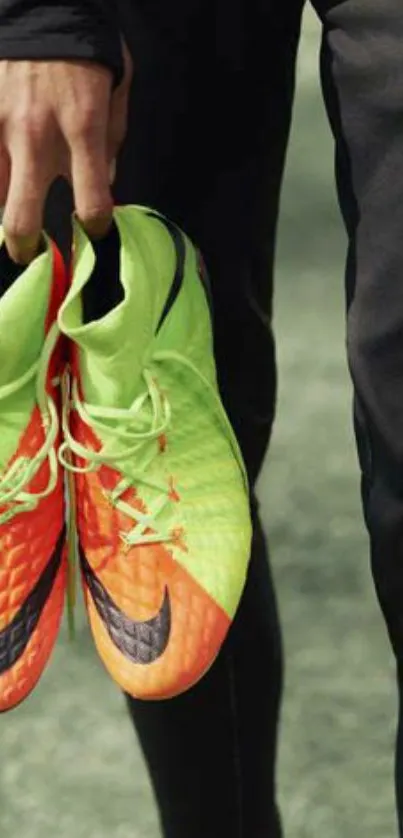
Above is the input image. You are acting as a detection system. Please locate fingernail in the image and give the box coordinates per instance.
[5,234,43,265]
[82,217,113,241]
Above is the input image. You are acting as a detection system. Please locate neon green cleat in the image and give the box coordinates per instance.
[0,237,67,712]
[59,206,252,699]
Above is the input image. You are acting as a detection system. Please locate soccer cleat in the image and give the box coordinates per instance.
[59,207,252,699]
[0,236,67,712]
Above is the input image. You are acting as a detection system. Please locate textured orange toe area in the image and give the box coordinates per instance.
[75,440,231,699]
[0,557,66,712]
[81,543,230,700]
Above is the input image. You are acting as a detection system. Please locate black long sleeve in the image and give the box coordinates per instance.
[0,0,124,84]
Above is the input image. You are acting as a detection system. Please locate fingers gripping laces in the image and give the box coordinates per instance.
[0,322,60,525]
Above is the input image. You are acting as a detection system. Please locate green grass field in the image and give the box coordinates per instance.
[0,10,398,837]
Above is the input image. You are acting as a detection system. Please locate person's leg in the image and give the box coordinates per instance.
[313,0,403,830]
[112,2,303,837]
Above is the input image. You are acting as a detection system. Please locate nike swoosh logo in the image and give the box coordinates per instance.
[80,546,171,665]
[0,527,65,676]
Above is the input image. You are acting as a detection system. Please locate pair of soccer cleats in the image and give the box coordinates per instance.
[0,206,252,713]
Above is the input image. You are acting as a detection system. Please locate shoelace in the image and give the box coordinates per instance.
[59,362,173,547]
[59,349,246,549]
[0,321,60,525]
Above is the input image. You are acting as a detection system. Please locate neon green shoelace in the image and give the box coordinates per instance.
[59,362,174,547]
[0,322,60,525]
[58,349,246,548]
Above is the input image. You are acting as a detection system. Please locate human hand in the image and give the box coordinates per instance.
[0,41,133,263]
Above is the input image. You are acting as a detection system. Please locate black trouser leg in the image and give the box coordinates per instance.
[314,0,403,830]
[44,1,303,832]
[112,1,303,836]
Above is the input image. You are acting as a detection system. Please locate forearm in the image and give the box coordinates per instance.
[0,0,123,83]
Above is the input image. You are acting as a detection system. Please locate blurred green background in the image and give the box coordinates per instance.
[1,9,397,837]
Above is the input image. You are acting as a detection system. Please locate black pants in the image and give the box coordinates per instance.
[45,0,403,834]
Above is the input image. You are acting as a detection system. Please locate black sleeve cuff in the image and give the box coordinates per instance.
[0,1,124,85]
